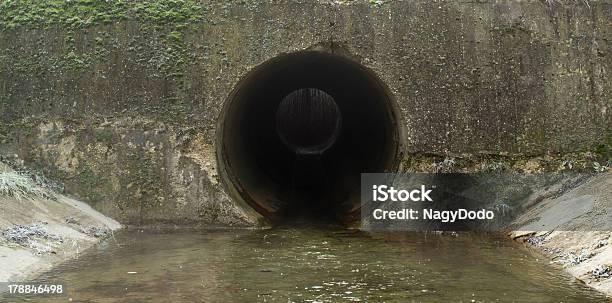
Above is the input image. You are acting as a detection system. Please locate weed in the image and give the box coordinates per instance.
[0,171,57,201]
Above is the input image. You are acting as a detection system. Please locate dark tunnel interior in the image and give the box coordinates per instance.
[218,51,399,225]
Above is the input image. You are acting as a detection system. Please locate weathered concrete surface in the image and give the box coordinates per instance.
[0,164,121,282]
[0,1,610,225]
[510,172,612,296]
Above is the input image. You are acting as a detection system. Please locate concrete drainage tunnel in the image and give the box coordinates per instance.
[218,51,400,226]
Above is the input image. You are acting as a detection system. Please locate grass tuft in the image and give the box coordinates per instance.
[0,171,57,201]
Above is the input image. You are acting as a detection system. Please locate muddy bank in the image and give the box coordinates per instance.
[510,172,612,296]
[0,162,121,282]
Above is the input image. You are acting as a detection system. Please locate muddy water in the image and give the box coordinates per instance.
[8,227,608,302]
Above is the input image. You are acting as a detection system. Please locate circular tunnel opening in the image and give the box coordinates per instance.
[218,51,400,225]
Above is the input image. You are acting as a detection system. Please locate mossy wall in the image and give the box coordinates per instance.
[0,0,609,226]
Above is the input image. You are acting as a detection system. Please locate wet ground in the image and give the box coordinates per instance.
[4,226,609,302]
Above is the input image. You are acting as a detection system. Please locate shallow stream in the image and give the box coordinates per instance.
[7,226,608,302]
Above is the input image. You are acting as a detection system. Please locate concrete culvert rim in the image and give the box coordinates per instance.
[217,50,401,226]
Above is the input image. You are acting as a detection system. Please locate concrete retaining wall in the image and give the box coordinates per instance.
[0,0,609,226]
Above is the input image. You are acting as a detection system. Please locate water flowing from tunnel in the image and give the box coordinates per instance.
[8,229,607,302]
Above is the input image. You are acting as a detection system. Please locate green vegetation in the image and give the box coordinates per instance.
[0,0,204,30]
[594,133,612,161]
[334,0,387,6]
[0,171,57,201]
[1,0,203,94]
[132,0,203,26]
[0,123,6,144]
[0,0,128,30]
[400,150,610,174]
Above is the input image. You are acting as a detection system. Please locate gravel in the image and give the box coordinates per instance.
[80,226,109,238]
[590,265,612,280]
[3,223,63,248]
